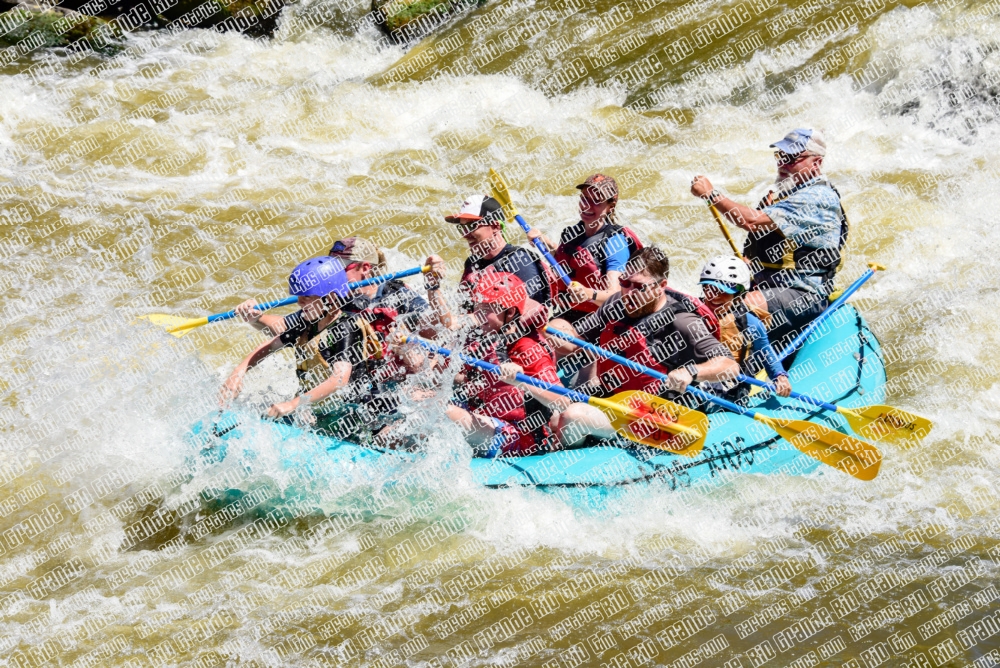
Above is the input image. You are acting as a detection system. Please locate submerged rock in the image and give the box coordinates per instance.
[0,6,116,51]
[0,0,291,47]
[371,0,482,43]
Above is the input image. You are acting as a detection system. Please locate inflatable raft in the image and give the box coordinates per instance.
[189,305,885,502]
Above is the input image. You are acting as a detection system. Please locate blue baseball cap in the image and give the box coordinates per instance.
[699,279,740,295]
[770,128,827,156]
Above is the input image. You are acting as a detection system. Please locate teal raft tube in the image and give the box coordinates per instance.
[189,305,885,502]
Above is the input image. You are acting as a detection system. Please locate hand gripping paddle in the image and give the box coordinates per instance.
[406,337,709,456]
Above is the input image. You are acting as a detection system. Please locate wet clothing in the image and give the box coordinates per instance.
[575,293,735,404]
[281,278,429,332]
[456,330,559,457]
[461,244,556,309]
[278,278,430,437]
[747,175,848,298]
[278,311,386,441]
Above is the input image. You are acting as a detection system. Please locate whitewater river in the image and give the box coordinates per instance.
[2,0,1000,665]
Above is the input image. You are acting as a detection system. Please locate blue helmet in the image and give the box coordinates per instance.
[288,256,350,298]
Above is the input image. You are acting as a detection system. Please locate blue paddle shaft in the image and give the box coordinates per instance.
[207,296,297,323]
[514,213,573,287]
[207,266,426,324]
[544,328,758,419]
[777,267,878,361]
[406,337,592,404]
[737,374,839,412]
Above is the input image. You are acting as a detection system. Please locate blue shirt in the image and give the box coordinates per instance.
[762,175,844,295]
[743,312,786,381]
[602,232,630,273]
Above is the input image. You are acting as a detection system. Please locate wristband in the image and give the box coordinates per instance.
[592,289,598,301]
[683,363,699,382]
[705,189,723,205]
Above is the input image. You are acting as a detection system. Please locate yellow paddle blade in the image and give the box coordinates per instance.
[488,168,519,218]
[136,314,208,338]
[756,414,882,481]
[592,390,709,457]
[748,368,769,397]
[839,405,933,448]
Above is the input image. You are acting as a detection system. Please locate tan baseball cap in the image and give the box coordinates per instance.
[329,237,380,266]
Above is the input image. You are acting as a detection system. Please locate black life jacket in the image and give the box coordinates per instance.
[461,244,559,309]
[745,178,849,293]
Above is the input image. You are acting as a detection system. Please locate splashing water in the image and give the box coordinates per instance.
[2,0,1000,665]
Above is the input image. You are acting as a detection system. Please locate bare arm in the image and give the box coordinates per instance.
[525,227,558,252]
[424,254,464,331]
[496,363,573,412]
[427,288,462,331]
[690,175,776,233]
[694,355,740,383]
[266,361,352,417]
[235,300,290,335]
[665,355,740,394]
[219,335,287,406]
[594,270,621,306]
[712,195,776,233]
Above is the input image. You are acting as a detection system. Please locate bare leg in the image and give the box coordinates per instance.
[545,318,580,359]
[550,403,617,448]
[445,404,498,447]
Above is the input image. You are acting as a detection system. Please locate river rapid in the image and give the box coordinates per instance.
[2,0,1000,665]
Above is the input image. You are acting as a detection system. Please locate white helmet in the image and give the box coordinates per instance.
[699,255,751,293]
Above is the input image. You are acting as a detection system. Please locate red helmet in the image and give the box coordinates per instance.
[471,271,528,313]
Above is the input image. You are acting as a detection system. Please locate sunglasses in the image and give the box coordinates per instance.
[619,277,657,291]
[774,151,812,166]
[701,284,729,299]
[456,220,483,234]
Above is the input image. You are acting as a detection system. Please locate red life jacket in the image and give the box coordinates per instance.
[464,341,527,424]
[596,315,673,395]
[463,331,557,453]
[593,294,717,395]
[553,221,643,313]
[360,306,398,355]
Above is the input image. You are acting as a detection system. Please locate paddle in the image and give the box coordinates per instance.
[738,375,932,445]
[488,168,573,287]
[777,262,884,361]
[142,265,431,337]
[405,336,709,456]
[544,328,882,480]
[708,204,744,259]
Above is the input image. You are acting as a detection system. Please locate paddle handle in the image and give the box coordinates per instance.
[709,204,743,259]
[405,337,592,404]
[207,296,298,323]
[351,264,428,289]
[512,213,573,287]
[544,327,759,419]
[777,263,882,361]
[737,374,839,413]
[206,265,429,324]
